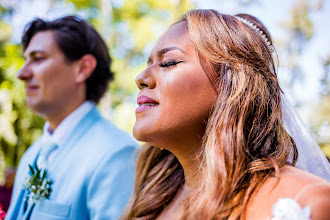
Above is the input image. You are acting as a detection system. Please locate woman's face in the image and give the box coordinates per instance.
[133,21,217,150]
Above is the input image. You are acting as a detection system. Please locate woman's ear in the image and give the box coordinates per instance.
[75,54,97,84]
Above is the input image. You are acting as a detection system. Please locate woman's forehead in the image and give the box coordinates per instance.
[160,21,188,43]
[150,22,193,57]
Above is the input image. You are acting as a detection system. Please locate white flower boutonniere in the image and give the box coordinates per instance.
[23,162,53,204]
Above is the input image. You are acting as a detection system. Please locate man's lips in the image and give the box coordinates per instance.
[136,95,159,113]
[25,85,39,94]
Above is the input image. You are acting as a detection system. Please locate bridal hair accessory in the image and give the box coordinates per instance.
[235,16,274,52]
[23,162,53,204]
[235,16,330,180]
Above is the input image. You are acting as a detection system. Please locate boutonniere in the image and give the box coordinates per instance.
[23,162,53,204]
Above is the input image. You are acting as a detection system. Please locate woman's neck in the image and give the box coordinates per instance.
[156,181,192,220]
[171,142,202,189]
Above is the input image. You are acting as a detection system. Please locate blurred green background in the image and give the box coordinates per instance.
[0,0,329,183]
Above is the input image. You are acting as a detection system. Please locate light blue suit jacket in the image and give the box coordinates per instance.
[6,107,138,220]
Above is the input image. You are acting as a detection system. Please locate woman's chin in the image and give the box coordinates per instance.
[133,125,150,142]
[133,127,159,146]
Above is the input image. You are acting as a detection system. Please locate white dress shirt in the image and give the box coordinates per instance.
[40,101,95,163]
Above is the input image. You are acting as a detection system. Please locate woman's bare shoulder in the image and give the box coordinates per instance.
[246,165,329,219]
[282,165,326,181]
[262,166,327,197]
[295,180,330,220]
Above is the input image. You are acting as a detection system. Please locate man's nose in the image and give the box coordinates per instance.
[17,63,33,81]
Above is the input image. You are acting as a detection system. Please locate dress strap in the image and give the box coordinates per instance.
[295,182,327,201]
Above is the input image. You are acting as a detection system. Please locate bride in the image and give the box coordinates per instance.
[122,9,330,219]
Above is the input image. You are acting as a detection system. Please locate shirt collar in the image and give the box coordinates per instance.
[42,101,95,146]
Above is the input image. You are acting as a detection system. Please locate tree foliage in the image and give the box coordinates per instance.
[0,0,195,169]
[0,0,329,173]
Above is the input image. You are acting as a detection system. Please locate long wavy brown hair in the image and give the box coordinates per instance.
[121,9,297,220]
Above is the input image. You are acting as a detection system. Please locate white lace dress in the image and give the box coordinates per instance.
[269,198,311,220]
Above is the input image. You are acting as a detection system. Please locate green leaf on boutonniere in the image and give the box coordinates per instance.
[23,162,53,204]
[28,164,35,175]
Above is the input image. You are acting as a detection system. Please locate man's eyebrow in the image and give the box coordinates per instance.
[23,50,44,59]
[147,46,185,64]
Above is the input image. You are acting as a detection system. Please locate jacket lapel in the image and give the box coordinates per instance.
[48,106,100,171]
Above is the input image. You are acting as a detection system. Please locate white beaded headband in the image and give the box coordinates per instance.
[235,16,274,52]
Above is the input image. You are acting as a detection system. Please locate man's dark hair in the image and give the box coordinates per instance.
[22,16,113,103]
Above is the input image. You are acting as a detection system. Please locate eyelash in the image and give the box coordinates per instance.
[34,56,44,61]
[159,61,183,68]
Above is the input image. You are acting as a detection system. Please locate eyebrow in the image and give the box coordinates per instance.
[147,47,185,64]
[24,50,45,59]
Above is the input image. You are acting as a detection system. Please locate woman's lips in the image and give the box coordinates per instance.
[136,95,159,113]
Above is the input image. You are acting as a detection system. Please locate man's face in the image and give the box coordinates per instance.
[18,31,81,118]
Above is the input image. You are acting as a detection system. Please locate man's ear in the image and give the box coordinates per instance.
[75,54,97,84]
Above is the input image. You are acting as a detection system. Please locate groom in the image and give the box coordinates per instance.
[6,16,137,219]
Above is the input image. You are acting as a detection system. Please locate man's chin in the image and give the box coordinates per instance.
[26,101,46,116]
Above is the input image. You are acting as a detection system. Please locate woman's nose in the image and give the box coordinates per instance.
[17,63,33,81]
[135,67,156,90]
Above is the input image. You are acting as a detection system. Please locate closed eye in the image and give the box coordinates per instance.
[159,61,183,68]
[34,56,45,61]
